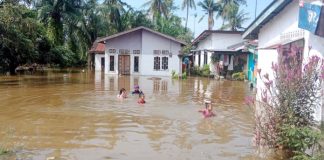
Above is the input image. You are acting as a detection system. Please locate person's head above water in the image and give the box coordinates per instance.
[139,92,145,98]
[204,100,212,110]
[119,88,126,95]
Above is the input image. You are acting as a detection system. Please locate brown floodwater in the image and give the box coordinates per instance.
[0,70,281,160]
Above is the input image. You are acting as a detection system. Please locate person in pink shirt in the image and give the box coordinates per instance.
[199,100,215,118]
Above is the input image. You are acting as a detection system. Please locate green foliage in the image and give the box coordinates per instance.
[232,72,245,80]
[0,3,45,74]
[171,70,178,79]
[279,125,320,153]
[182,71,187,79]
[191,65,210,77]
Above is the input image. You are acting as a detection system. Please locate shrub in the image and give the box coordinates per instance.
[248,45,324,159]
[232,72,245,80]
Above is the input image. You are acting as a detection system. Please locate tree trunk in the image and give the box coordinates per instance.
[185,5,189,31]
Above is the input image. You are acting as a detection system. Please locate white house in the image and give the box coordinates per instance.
[96,26,186,76]
[192,30,251,78]
[88,41,105,71]
[243,0,324,121]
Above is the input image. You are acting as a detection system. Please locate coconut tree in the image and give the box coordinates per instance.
[198,0,220,30]
[220,5,249,31]
[182,0,196,31]
[218,0,246,26]
[143,0,171,22]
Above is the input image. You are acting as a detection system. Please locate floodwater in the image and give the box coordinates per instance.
[0,70,279,160]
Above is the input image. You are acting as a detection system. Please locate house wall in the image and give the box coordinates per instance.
[94,54,105,71]
[256,0,323,121]
[105,31,142,75]
[141,30,181,76]
[194,33,244,74]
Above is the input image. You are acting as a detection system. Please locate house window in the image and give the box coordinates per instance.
[153,50,161,55]
[109,56,114,71]
[162,57,168,70]
[162,50,169,55]
[109,49,116,53]
[133,50,140,54]
[154,57,160,70]
[134,56,139,72]
[119,49,130,54]
[204,52,208,65]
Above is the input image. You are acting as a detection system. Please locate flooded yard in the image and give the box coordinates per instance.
[0,71,277,160]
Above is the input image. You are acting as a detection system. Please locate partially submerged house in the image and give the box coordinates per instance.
[88,41,105,70]
[192,30,254,79]
[95,26,186,76]
[243,0,324,121]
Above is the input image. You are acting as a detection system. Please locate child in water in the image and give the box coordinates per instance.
[132,85,142,94]
[199,100,215,118]
[117,88,127,99]
[137,93,146,104]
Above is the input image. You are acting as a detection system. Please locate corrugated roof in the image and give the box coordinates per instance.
[242,0,293,39]
[97,26,187,45]
[89,41,105,54]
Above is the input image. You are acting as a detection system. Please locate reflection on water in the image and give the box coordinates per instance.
[0,71,280,160]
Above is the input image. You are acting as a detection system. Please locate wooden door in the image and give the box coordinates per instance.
[118,55,130,75]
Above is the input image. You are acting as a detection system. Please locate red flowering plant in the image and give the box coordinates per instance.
[246,45,324,159]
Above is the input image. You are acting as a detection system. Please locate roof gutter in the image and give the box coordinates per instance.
[242,0,291,39]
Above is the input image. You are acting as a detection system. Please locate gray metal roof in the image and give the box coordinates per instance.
[242,0,293,39]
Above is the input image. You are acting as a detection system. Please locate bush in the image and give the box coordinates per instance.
[248,45,324,159]
[232,72,245,80]
[191,65,210,77]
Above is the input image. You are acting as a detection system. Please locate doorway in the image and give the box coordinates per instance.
[101,57,105,71]
[118,55,130,75]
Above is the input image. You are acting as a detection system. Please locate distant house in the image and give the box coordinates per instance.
[243,0,324,121]
[192,30,254,79]
[95,26,186,76]
[88,41,105,71]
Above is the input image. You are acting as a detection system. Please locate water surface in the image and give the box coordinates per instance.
[0,71,278,160]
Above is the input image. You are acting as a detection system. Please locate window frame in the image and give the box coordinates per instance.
[153,56,161,70]
[109,55,114,71]
[134,56,139,72]
[161,57,168,70]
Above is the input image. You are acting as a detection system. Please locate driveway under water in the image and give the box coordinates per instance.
[0,71,280,160]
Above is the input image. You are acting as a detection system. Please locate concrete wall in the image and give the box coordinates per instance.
[105,31,142,75]
[141,30,181,76]
[94,54,105,71]
[194,32,243,70]
[104,29,182,76]
[256,0,323,121]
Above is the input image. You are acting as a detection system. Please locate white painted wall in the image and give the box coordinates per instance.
[94,54,105,71]
[256,0,324,121]
[194,32,243,70]
[104,29,182,76]
[141,30,181,76]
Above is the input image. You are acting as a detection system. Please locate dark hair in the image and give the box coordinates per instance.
[119,88,126,95]
[139,92,144,98]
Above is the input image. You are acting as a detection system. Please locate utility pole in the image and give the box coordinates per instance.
[254,0,257,19]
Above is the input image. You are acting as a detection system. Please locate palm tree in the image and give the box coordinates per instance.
[220,5,249,31]
[182,0,196,31]
[36,0,86,45]
[218,0,246,26]
[198,0,220,30]
[143,0,171,21]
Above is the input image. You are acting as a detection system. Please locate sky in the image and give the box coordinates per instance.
[122,0,273,37]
